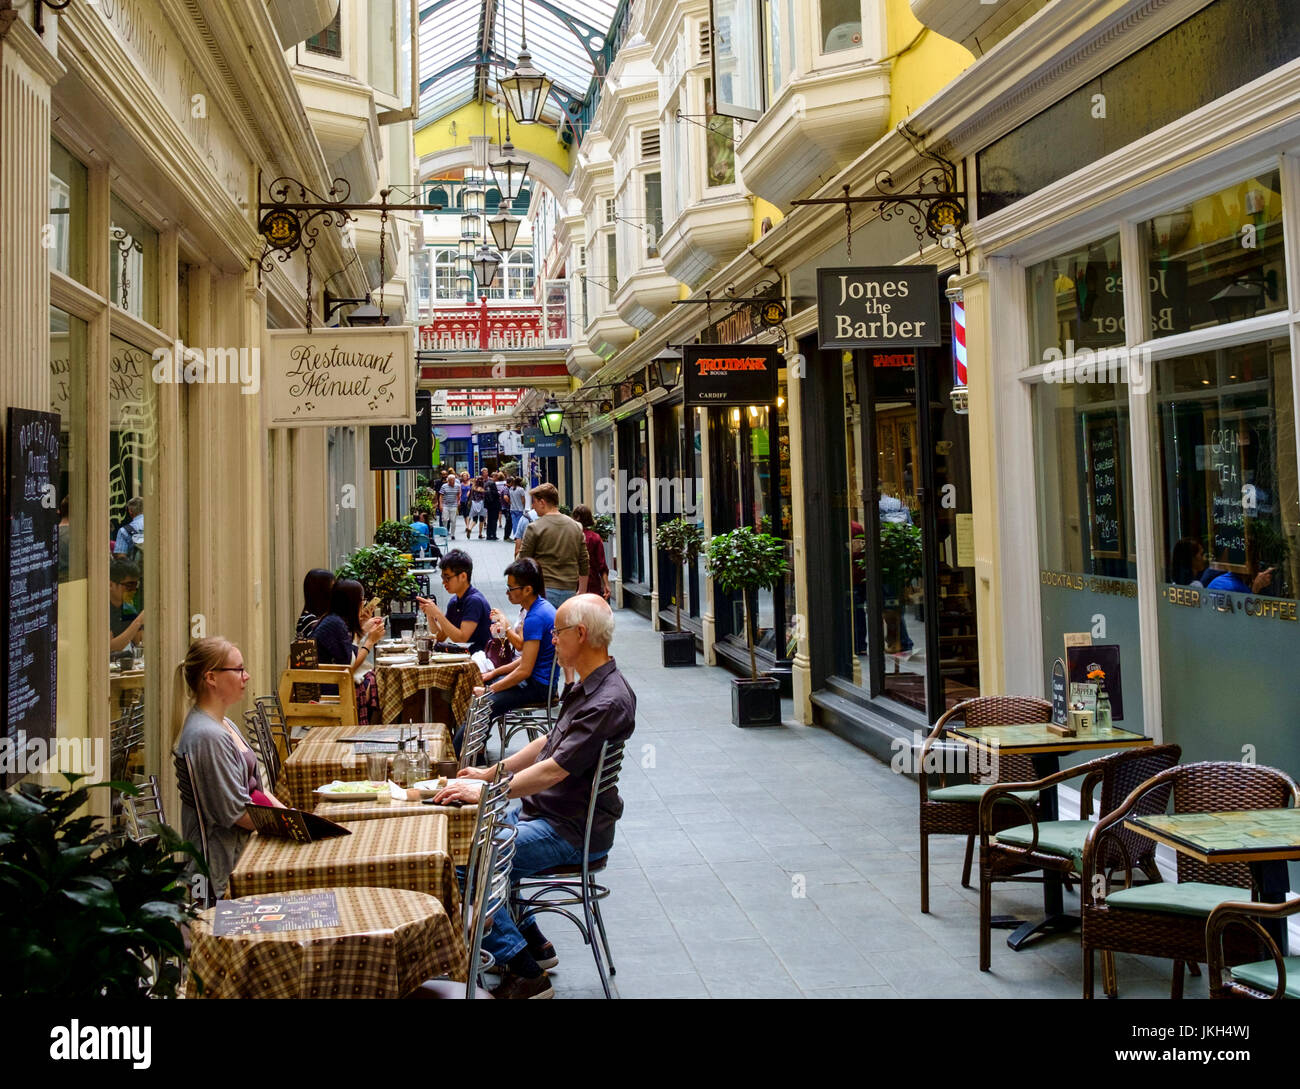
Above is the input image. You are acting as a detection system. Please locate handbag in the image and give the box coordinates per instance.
[484,635,517,669]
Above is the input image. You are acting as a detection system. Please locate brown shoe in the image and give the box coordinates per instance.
[491,970,554,999]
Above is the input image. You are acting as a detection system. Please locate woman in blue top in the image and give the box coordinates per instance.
[478,557,555,724]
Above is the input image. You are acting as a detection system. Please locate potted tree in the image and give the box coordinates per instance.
[655,517,705,666]
[336,543,420,624]
[874,522,923,653]
[705,526,790,726]
[373,519,415,554]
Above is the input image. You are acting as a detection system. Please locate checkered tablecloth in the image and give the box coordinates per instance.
[281,723,451,811]
[375,660,482,728]
[312,796,478,863]
[228,815,461,927]
[186,886,464,998]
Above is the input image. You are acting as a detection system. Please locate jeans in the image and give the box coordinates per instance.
[545,588,576,609]
[480,805,606,964]
[452,676,551,754]
[509,511,526,538]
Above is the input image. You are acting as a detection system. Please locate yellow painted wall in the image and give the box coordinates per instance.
[886,0,975,127]
[752,197,783,242]
[414,102,575,177]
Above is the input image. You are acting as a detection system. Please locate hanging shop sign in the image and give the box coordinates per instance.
[682,344,780,407]
[817,266,943,349]
[267,327,415,427]
[368,390,432,470]
[522,429,570,457]
[4,409,60,787]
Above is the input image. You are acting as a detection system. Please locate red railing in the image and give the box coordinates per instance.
[420,297,569,352]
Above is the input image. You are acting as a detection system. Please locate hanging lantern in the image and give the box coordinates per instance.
[456,272,473,298]
[463,179,486,216]
[488,202,521,253]
[459,211,483,241]
[471,245,502,289]
[456,255,472,277]
[650,343,683,390]
[539,398,565,436]
[498,49,553,126]
[489,141,531,202]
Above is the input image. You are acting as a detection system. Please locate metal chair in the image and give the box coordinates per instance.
[510,739,626,999]
[1081,761,1300,998]
[122,774,166,843]
[498,654,561,756]
[977,743,1181,982]
[173,750,214,908]
[254,693,296,755]
[460,694,495,770]
[917,696,1052,913]
[1208,896,1300,999]
[242,707,282,794]
[110,696,145,783]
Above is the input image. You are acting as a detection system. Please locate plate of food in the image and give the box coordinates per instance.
[313,781,383,801]
[411,777,465,799]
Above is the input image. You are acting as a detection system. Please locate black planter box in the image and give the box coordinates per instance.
[661,630,696,667]
[731,677,781,727]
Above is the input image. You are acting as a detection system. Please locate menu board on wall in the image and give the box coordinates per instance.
[1202,423,1249,572]
[4,409,61,786]
[1085,416,1122,559]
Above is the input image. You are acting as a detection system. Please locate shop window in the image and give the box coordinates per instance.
[704,79,736,188]
[1026,234,1124,364]
[109,197,159,326]
[49,140,87,283]
[1034,378,1144,735]
[1142,169,1286,338]
[50,307,87,584]
[306,9,342,57]
[820,0,861,52]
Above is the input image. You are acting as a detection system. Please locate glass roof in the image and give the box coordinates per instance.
[417,0,622,129]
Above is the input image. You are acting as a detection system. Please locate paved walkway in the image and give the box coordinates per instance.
[444,534,1203,999]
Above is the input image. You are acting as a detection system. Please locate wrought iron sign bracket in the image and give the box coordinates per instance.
[790,125,968,260]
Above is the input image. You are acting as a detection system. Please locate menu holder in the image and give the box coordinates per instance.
[289,639,320,704]
[246,804,350,843]
[213,891,341,935]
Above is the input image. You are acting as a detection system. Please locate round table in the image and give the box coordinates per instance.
[186,886,463,998]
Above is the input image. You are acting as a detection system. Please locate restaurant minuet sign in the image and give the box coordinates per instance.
[817,266,943,349]
[267,327,415,427]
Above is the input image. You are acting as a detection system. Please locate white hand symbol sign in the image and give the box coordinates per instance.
[386,425,418,464]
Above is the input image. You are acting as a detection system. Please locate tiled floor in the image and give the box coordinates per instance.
[447,533,1203,999]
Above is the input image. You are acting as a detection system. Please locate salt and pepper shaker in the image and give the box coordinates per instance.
[391,726,412,788]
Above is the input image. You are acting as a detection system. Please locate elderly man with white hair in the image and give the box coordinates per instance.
[434,593,636,999]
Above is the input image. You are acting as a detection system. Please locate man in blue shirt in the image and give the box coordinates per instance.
[417,549,491,654]
[478,558,556,724]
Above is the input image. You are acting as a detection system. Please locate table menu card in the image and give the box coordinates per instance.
[212,891,341,935]
[246,804,350,842]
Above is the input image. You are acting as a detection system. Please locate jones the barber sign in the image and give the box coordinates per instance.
[682,344,779,407]
[267,326,415,427]
[817,266,942,349]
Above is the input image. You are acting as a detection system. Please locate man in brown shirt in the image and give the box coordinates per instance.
[517,482,588,607]
[434,593,635,999]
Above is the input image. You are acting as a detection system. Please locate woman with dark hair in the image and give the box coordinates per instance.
[572,505,610,601]
[313,579,386,724]
[296,568,335,638]
[477,558,555,726]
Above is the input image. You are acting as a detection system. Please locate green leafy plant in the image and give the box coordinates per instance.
[705,526,789,680]
[411,487,437,516]
[374,519,415,552]
[337,544,419,611]
[656,517,706,632]
[0,776,200,998]
[558,504,573,518]
[594,513,615,541]
[875,522,923,593]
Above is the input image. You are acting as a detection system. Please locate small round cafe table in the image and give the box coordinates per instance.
[186,886,464,999]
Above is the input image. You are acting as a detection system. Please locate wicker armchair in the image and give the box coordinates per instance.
[1081,761,1300,999]
[918,696,1052,913]
[1207,896,1300,998]
[977,744,1180,982]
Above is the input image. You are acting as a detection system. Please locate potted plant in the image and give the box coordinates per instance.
[655,517,705,666]
[594,513,615,541]
[0,776,200,998]
[374,518,415,553]
[705,526,790,726]
[874,522,922,653]
[336,543,420,614]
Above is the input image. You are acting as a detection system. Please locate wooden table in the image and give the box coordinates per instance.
[187,886,464,997]
[951,721,1151,950]
[375,658,481,730]
[1126,808,1300,954]
[228,814,461,924]
[313,795,478,863]
[280,722,451,811]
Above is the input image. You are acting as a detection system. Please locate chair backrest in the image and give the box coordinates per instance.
[110,697,146,781]
[1171,762,1300,888]
[460,694,495,770]
[932,696,1051,787]
[1094,744,1181,868]
[122,774,165,842]
[254,693,293,758]
[464,823,517,999]
[172,750,212,904]
[463,771,512,920]
[242,707,282,794]
[579,740,626,863]
[278,666,359,730]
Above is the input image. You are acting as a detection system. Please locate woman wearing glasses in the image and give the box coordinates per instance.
[477,558,556,724]
[174,637,286,898]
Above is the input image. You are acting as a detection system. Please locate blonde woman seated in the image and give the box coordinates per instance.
[174,637,286,898]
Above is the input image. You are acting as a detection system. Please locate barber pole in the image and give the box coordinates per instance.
[949,298,969,414]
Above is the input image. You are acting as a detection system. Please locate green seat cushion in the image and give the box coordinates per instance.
[928,784,1039,805]
[1230,957,1300,998]
[1106,881,1251,917]
[994,820,1093,868]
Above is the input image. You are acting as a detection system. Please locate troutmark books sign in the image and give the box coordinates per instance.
[267,327,415,427]
[817,266,943,349]
[682,344,779,407]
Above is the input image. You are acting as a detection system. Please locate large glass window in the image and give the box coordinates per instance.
[763,0,797,102]
[605,232,618,299]
[704,79,736,188]
[306,9,342,57]
[820,0,861,52]
[433,249,458,300]
[1142,170,1287,337]
[109,197,158,326]
[643,173,663,253]
[1153,338,1298,768]
[506,250,535,300]
[49,140,87,283]
[50,307,87,584]
[1026,233,1124,363]
[710,0,763,120]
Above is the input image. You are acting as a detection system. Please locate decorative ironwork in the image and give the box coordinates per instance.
[791,123,968,259]
[109,226,143,313]
[32,0,74,35]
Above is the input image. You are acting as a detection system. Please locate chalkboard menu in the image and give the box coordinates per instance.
[5,409,60,785]
[1205,423,1248,571]
[1085,417,1122,559]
